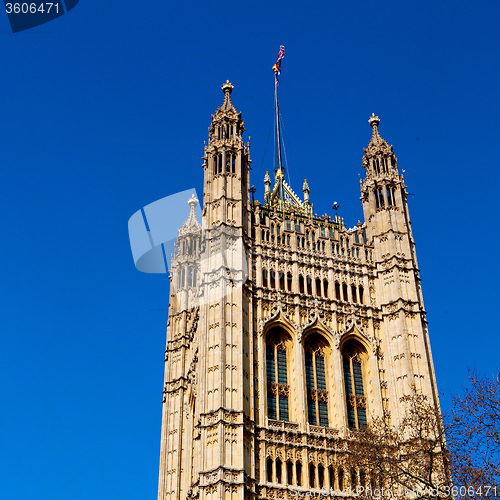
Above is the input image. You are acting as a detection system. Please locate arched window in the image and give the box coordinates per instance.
[279,272,285,290]
[387,186,393,206]
[318,464,324,489]
[307,277,312,295]
[358,286,364,304]
[342,341,367,429]
[305,339,329,427]
[299,276,305,294]
[276,459,282,483]
[270,270,276,288]
[376,187,385,208]
[309,464,316,488]
[338,468,344,490]
[316,278,322,296]
[287,461,293,485]
[335,282,341,300]
[267,458,273,483]
[296,462,302,486]
[266,331,290,421]
[287,273,293,292]
[262,269,268,288]
[342,283,348,301]
[351,285,357,303]
[323,279,328,298]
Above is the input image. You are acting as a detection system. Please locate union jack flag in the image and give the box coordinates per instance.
[273,45,285,86]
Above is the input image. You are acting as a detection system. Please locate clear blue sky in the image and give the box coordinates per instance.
[1,1,498,498]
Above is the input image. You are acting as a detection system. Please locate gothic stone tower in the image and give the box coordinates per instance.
[158,85,441,500]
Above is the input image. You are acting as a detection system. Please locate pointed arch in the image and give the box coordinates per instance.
[265,318,295,422]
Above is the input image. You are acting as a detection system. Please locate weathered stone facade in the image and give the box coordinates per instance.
[157,83,441,500]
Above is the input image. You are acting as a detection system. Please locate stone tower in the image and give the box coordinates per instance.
[157,85,441,500]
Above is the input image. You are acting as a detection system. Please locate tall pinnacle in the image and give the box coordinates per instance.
[368,113,383,144]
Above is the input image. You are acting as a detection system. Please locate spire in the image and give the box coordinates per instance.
[221,80,236,112]
[364,113,393,155]
[362,113,397,175]
[367,113,388,148]
[208,81,244,145]
[179,194,201,235]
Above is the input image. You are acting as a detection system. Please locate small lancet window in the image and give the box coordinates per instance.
[287,273,293,292]
[262,269,268,288]
[351,285,357,303]
[276,459,282,483]
[318,464,324,489]
[316,278,322,296]
[323,280,328,298]
[270,270,276,288]
[309,464,316,488]
[279,272,285,290]
[387,187,393,206]
[359,286,364,304]
[299,276,305,294]
[335,282,341,300]
[307,277,312,295]
[296,462,303,486]
[342,283,348,301]
[267,458,273,483]
[287,461,293,485]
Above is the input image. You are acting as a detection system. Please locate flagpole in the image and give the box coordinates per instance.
[275,78,285,203]
[273,45,286,204]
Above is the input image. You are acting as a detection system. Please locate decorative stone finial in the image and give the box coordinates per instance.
[222,80,234,95]
[303,179,310,204]
[264,171,271,195]
[369,113,380,129]
[188,194,198,209]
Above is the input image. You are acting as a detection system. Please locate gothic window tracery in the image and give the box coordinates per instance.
[304,339,329,427]
[266,332,291,422]
[342,340,368,429]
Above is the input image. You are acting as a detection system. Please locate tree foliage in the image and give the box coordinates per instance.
[347,393,450,499]
[346,372,500,500]
[446,371,500,497]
